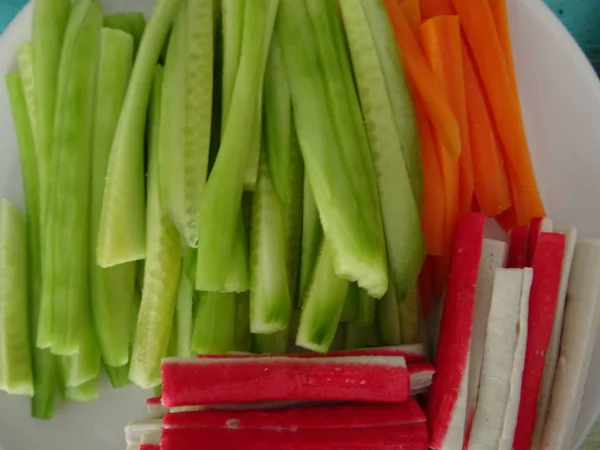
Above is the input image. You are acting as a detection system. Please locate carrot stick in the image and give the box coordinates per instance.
[420,0,454,21]
[397,0,422,33]
[383,0,461,160]
[463,45,511,216]
[451,0,545,225]
[489,0,518,89]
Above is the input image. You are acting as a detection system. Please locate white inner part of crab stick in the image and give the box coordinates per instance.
[125,419,162,446]
[468,268,531,450]
[532,227,578,449]
[466,239,508,429]
[540,240,600,450]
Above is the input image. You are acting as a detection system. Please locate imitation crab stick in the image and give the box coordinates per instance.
[540,240,600,450]
[161,356,410,407]
[466,239,508,435]
[427,213,486,449]
[507,225,529,269]
[513,232,566,450]
[383,0,461,161]
[532,228,577,448]
[527,217,553,267]
[451,0,545,226]
[467,268,531,450]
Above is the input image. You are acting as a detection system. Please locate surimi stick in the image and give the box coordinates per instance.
[125,419,162,446]
[467,268,532,450]
[146,396,169,419]
[427,213,486,450]
[513,232,566,450]
[161,356,410,407]
[507,225,529,268]
[540,240,600,450]
[466,239,508,437]
[532,227,577,448]
[527,217,553,266]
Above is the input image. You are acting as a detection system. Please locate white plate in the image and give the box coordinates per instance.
[1,0,600,449]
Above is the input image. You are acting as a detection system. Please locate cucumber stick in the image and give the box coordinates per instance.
[296,242,349,353]
[399,286,420,344]
[344,321,366,350]
[253,330,289,354]
[125,13,147,53]
[98,0,182,268]
[299,175,322,305]
[220,0,244,135]
[0,200,33,396]
[105,363,131,389]
[340,0,425,303]
[17,42,38,149]
[277,0,388,298]
[64,378,98,403]
[91,28,136,368]
[6,73,57,418]
[192,291,237,354]
[378,285,402,345]
[195,0,278,291]
[358,289,377,326]
[176,248,195,357]
[39,0,103,356]
[159,0,214,247]
[130,66,182,390]
[234,292,252,352]
[103,13,134,37]
[341,282,360,323]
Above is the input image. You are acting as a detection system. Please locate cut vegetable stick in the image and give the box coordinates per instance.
[341,282,360,323]
[234,292,252,353]
[513,232,566,450]
[468,268,531,450]
[220,0,244,136]
[420,16,473,220]
[125,12,147,54]
[105,363,131,389]
[175,249,195,357]
[419,257,434,318]
[192,292,237,355]
[129,67,182,390]
[399,285,420,344]
[164,399,425,429]
[298,175,322,305]
[488,0,518,90]
[427,213,486,450]
[527,217,553,267]
[420,0,454,20]
[451,0,545,225]
[397,0,422,33]
[507,225,529,269]
[466,239,508,433]
[16,42,37,148]
[383,0,461,160]
[378,286,402,346]
[0,200,33,396]
[161,423,429,450]
[463,46,511,217]
[540,240,600,450]
[162,356,410,407]
[532,227,577,448]
[64,378,99,403]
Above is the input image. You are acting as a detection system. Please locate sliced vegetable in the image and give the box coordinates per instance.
[527,217,553,266]
[0,199,33,396]
[340,283,360,323]
[420,0,454,19]
[467,268,531,449]
[399,285,420,344]
[357,289,377,326]
[539,240,600,450]
[64,378,99,403]
[234,292,252,353]
[278,0,388,298]
[489,0,518,89]
[176,249,196,357]
[195,0,278,290]
[129,66,182,390]
[507,225,529,269]
[16,42,38,148]
[298,175,322,304]
[397,0,422,33]
[427,213,486,450]
[162,355,409,407]
[126,12,147,53]
[192,292,237,355]
[220,0,244,132]
[378,287,402,346]
[105,363,131,389]
[41,0,103,355]
[98,0,182,267]
[513,232,566,450]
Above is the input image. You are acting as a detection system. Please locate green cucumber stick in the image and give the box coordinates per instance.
[191,292,237,354]
[399,286,420,344]
[104,363,131,389]
[16,42,38,148]
[64,378,98,403]
[253,330,288,354]
[0,200,33,396]
[340,0,425,305]
[378,285,402,345]
[159,0,214,247]
[98,0,183,268]
[195,0,278,291]
[358,289,377,326]
[126,13,147,53]
[130,66,182,390]
[234,292,252,353]
[362,0,423,205]
[298,175,321,305]
[90,28,136,368]
[104,13,134,36]
[33,0,71,351]
[341,282,359,323]
[344,321,366,351]
[277,0,387,299]
[176,248,196,357]
[41,0,103,356]
[220,0,244,134]
[6,73,57,419]
[296,242,349,353]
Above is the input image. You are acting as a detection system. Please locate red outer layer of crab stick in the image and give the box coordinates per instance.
[163,398,425,430]
[527,217,553,266]
[161,423,429,450]
[161,356,410,408]
[507,225,529,268]
[512,232,566,450]
[139,446,159,450]
[427,213,486,450]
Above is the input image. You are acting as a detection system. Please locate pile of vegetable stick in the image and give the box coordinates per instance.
[427,212,600,450]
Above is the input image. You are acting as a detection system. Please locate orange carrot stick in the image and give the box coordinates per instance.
[383,0,461,161]
[463,45,512,216]
[451,0,545,225]
[397,0,422,33]
[420,0,454,21]
[489,0,518,89]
